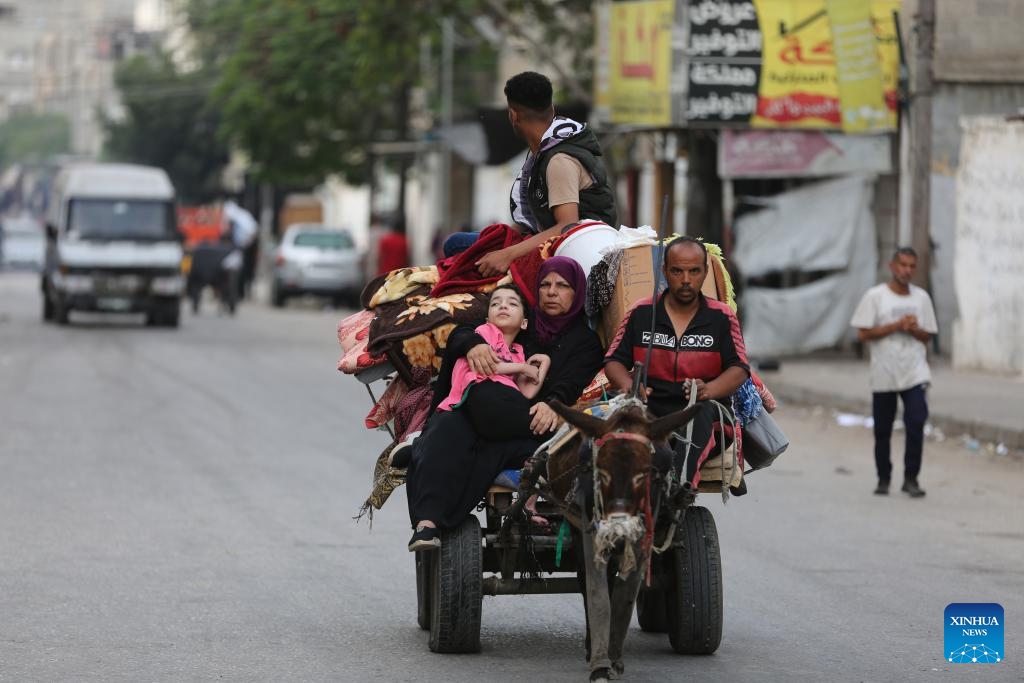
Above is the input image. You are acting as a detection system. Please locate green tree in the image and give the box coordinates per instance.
[104,53,229,204]
[0,113,70,167]
[186,0,594,187]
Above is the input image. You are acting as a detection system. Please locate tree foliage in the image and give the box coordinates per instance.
[186,0,594,186]
[104,53,229,204]
[0,113,70,167]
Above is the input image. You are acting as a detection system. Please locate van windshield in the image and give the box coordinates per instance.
[69,199,176,240]
[293,231,354,249]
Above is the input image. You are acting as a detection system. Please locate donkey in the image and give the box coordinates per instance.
[545,398,702,682]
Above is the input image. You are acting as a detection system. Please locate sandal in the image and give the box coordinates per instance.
[408,525,440,552]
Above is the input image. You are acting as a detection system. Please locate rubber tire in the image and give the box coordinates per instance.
[415,551,432,631]
[271,283,286,308]
[162,303,180,328]
[666,506,723,655]
[54,295,70,325]
[42,290,55,322]
[428,516,482,653]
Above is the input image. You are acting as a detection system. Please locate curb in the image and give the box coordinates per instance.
[769,381,1024,451]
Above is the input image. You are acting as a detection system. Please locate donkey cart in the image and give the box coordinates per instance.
[356,365,727,674]
[414,486,724,658]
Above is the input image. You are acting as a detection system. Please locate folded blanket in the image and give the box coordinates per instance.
[337,310,388,374]
[366,266,439,309]
[431,223,522,298]
[367,289,489,381]
[338,309,375,353]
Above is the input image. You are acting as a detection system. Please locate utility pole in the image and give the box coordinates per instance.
[908,0,934,289]
[440,17,454,234]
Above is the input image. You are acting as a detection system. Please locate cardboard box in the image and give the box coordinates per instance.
[598,243,723,345]
[600,245,661,344]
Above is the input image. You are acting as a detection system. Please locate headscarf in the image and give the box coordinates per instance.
[533,256,587,344]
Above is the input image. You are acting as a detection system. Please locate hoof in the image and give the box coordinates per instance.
[589,668,610,683]
[611,660,624,676]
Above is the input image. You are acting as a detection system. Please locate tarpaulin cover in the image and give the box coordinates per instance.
[733,176,877,356]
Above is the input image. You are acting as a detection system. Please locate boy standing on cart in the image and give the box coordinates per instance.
[454,71,617,274]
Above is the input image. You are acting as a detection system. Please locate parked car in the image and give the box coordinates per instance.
[1,213,46,270]
[271,224,364,308]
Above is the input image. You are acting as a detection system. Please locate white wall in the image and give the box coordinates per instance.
[953,117,1024,375]
[317,177,370,250]
[473,153,524,229]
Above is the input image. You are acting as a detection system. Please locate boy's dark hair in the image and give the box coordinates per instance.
[893,246,917,260]
[504,71,553,114]
[491,283,527,309]
[663,234,708,269]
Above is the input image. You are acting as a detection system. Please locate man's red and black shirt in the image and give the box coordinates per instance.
[604,292,750,417]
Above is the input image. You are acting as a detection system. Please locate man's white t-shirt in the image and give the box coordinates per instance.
[850,283,938,392]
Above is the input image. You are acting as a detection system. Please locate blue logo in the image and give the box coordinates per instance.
[945,603,1003,664]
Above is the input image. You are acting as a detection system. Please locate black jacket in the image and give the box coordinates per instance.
[517,127,618,232]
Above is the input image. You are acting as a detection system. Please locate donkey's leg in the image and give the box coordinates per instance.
[573,529,592,661]
[580,526,613,679]
[608,545,647,676]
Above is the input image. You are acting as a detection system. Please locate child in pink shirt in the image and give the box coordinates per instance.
[436,285,550,410]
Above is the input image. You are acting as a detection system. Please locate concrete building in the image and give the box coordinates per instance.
[899,0,1024,354]
[0,0,137,155]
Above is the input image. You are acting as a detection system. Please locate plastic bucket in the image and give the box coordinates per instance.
[553,221,619,276]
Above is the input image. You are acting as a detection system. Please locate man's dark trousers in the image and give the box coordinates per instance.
[872,384,928,482]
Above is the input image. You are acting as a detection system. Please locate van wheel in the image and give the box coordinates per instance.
[271,284,286,308]
[42,292,55,322]
[55,296,70,325]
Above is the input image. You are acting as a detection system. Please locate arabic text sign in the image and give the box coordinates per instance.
[687,0,899,131]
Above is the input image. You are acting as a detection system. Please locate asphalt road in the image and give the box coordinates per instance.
[1,271,1021,683]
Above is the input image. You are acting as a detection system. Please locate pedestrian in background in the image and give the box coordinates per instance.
[376,218,409,276]
[222,197,258,299]
[850,247,938,498]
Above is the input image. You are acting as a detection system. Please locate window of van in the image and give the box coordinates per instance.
[69,199,176,240]
[292,231,354,249]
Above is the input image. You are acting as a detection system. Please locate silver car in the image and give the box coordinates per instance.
[1,214,46,270]
[271,224,364,307]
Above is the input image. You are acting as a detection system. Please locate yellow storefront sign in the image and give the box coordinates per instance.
[827,0,888,132]
[609,0,674,126]
[749,0,898,132]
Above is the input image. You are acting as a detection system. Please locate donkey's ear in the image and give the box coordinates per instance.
[648,404,703,442]
[549,400,610,438]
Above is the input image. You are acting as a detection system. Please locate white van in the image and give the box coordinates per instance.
[41,163,184,327]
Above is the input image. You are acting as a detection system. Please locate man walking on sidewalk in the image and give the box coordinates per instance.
[851,247,938,498]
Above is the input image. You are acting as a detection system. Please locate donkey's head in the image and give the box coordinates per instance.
[549,400,702,519]
[550,399,702,575]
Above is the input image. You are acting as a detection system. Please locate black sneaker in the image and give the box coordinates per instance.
[901,479,926,498]
[408,525,440,552]
[873,479,890,495]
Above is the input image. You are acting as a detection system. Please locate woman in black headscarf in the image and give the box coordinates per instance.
[405,257,603,551]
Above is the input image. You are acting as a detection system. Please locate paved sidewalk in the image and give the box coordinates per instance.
[758,352,1024,450]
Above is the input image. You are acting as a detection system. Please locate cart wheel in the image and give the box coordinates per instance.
[636,551,669,632]
[415,550,432,631]
[666,506,723,654]
[428,516,482,653]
